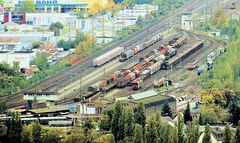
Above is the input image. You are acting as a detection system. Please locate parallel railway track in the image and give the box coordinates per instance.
[1,0,225,108]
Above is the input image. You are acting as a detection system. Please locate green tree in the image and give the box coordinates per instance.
[21,125,32,143]
[202,124,211,143]
[163,124,170,143]
[32,52,49,70]
[18,0,37,13]
[223,123,231,143]
[186,122,199,143]
[0,100,6,114]
[124,107,134,138]
[154,112,162,141]
[111,101,123,142]
[63,127,86,143]
[229,96,240,125]
[8,112,22,143]
[99,108,114,131]
[0,0,3,6]
[199,113,205,125]
[184,102,192,123]
[235,121,240,143]
[32,122,42,143]
[161,102,172,117]
[146,116,158,143]
[49,22,64,31]
[42,128,63,143]
[134,102,146,128]
[133,124,143,143]
[32,41,41,49]
[177,113,184,143]
[172,127,179,143]
[0,123,7,143]
[82,118,95,135]
[49,22,64,36]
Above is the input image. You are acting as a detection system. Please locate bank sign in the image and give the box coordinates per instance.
[35,0,58,5]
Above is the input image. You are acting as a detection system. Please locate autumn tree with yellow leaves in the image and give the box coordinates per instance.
[74,35,96,56]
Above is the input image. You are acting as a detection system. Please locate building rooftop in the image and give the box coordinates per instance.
[135,94,176,108]
[28,107,69,114]
[0,37,20,42]
[128,90,158,101]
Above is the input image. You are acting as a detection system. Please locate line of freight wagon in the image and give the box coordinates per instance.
[152,40,204,89]
[196,46,227,75]
[92,33,163,67]
[80,36,187,101]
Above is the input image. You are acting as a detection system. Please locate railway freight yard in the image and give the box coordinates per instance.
[0,0,235,130]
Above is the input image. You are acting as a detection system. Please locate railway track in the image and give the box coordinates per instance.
[56,31,214,105]
[105,31,225,100]
[2,0,225,108]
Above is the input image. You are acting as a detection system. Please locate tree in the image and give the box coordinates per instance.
[184,102,192,123]
[95,134,115,143]
[32,41,41,49]
[161,102,172,117]
[229,96,240,125]
[18,0,37,13]
[8,112,22,143]
[146,116,158,143]
[75,35,94,56]
[49,22,64,31]
[42,128,64,143]
[134,102,146,128]
[199,113,205,125]
[154,112,162,140]
[223,123,231,143]
[177,113,184,143]
[82,118,95,135]
[0,0,3,6]
[99,108,114,131]
[133,124,143,143]
[124,107,134,137]
[49,22,64,36]
[32,122,42,143]
[163,124,170,143]
[63,127,86,143]
[111,101,123,142]
[21,125,32,143]
[235,121,240,143]
[0,123,7,143]
[202,124,211,143]
[0,99,6,114]
[186,122,199,143]
[32,52,49,70]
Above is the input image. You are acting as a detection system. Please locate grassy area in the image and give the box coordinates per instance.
[156,86,174,93]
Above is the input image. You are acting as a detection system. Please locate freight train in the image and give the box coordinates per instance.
[119,33,163,62]
[83,36,188,100]
[162,40,204,69]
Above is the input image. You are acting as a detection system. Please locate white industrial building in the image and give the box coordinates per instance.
[0,38,21,50]
[0,50,33,69]
[181,12,194,31]
[26,13,76,27]
[0,32,54,48]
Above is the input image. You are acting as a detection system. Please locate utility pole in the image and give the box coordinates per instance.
[69,22,70,40]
